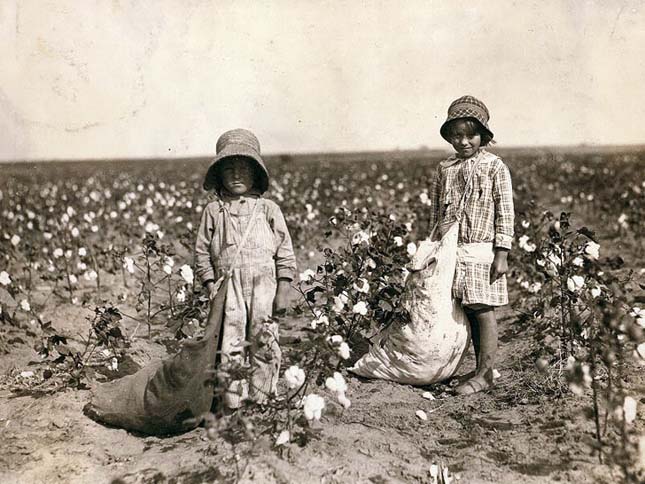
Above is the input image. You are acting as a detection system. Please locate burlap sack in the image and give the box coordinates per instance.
[83,278,227,435]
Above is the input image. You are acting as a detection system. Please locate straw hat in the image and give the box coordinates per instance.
[203,129,270,193]
[440,95,494,142]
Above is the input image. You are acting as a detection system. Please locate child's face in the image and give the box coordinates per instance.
[220,157,255,196]
[448,120,482,159]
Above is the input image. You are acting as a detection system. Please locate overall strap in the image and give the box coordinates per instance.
[227,199,262,271]
[455,158,481,222]
[208,199,263,295]
[427,157,481,240]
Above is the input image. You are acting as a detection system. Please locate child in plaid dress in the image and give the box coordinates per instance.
[428,96,514,394]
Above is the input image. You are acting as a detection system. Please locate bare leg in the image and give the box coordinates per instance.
[467,310,481,368]
[455,306,497,395]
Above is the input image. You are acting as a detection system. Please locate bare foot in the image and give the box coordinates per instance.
[454,370,494,395]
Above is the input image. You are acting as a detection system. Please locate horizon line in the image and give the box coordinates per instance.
[1,142,644,164]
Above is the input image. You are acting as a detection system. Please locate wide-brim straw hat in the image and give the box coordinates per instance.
[440,95,494,142]
[203,128,269,193]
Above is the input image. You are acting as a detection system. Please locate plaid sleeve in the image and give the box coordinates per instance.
[492,161,514,249]
[427,166,442,235]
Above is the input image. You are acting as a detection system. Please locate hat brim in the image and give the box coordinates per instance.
[203,144,269,193]
[440,116,494,142]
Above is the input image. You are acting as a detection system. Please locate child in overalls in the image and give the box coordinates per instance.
[194,129,297,409]
[428,96,514,394]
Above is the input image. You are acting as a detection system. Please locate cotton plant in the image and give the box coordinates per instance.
[512,210,644,474]
[296,205,413,346]
[118,233,200,338]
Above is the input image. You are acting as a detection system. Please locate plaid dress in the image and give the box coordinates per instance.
[428,149,514,307]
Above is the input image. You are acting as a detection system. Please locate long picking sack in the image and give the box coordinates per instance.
[83,278,227,435]
[349,223,470,385]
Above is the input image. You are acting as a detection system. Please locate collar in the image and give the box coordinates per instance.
[218,189,262,203]
[440,149,484,168]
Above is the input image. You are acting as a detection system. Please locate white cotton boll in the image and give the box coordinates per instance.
[567,275,585,292]
[275,430,290,446]
[302,394,325,421]
[299,269,315,282]
[333,296,345,313]
[393,236,403,247]
[330,334,343,344]
[325,372,348,394]
[0,271,11,286]
[179,265,194,284]
[352,278,370,294]
[310,315,329,330]
[584,241,600,260]
[352,301,368,315]
[78,247,87,257]
[407,242,417,256]
[20,300,31,312]
[528,282,542,294]
[635,343,645,360]
[284,365,306,389]
[623,396,637,424]
[337,392,351,409]
[338,342,351,360]
[123,257,135,274]
[351,230,370,246]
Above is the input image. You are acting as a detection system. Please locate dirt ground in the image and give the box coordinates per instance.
[1,269,640,484]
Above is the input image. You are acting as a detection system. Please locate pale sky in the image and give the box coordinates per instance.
[1,0,644,161]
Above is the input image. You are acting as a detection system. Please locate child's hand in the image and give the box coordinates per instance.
[490,249,509,284]
[206,281,219,301]
[273,279,291,316]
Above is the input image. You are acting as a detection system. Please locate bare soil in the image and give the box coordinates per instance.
[1,274,640,484]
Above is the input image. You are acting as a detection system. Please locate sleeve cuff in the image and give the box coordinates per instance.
[276,267,295,281]
[197,270,216,287]
[494,234,513,250]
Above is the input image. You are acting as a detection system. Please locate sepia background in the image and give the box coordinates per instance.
[1,0,645,161]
